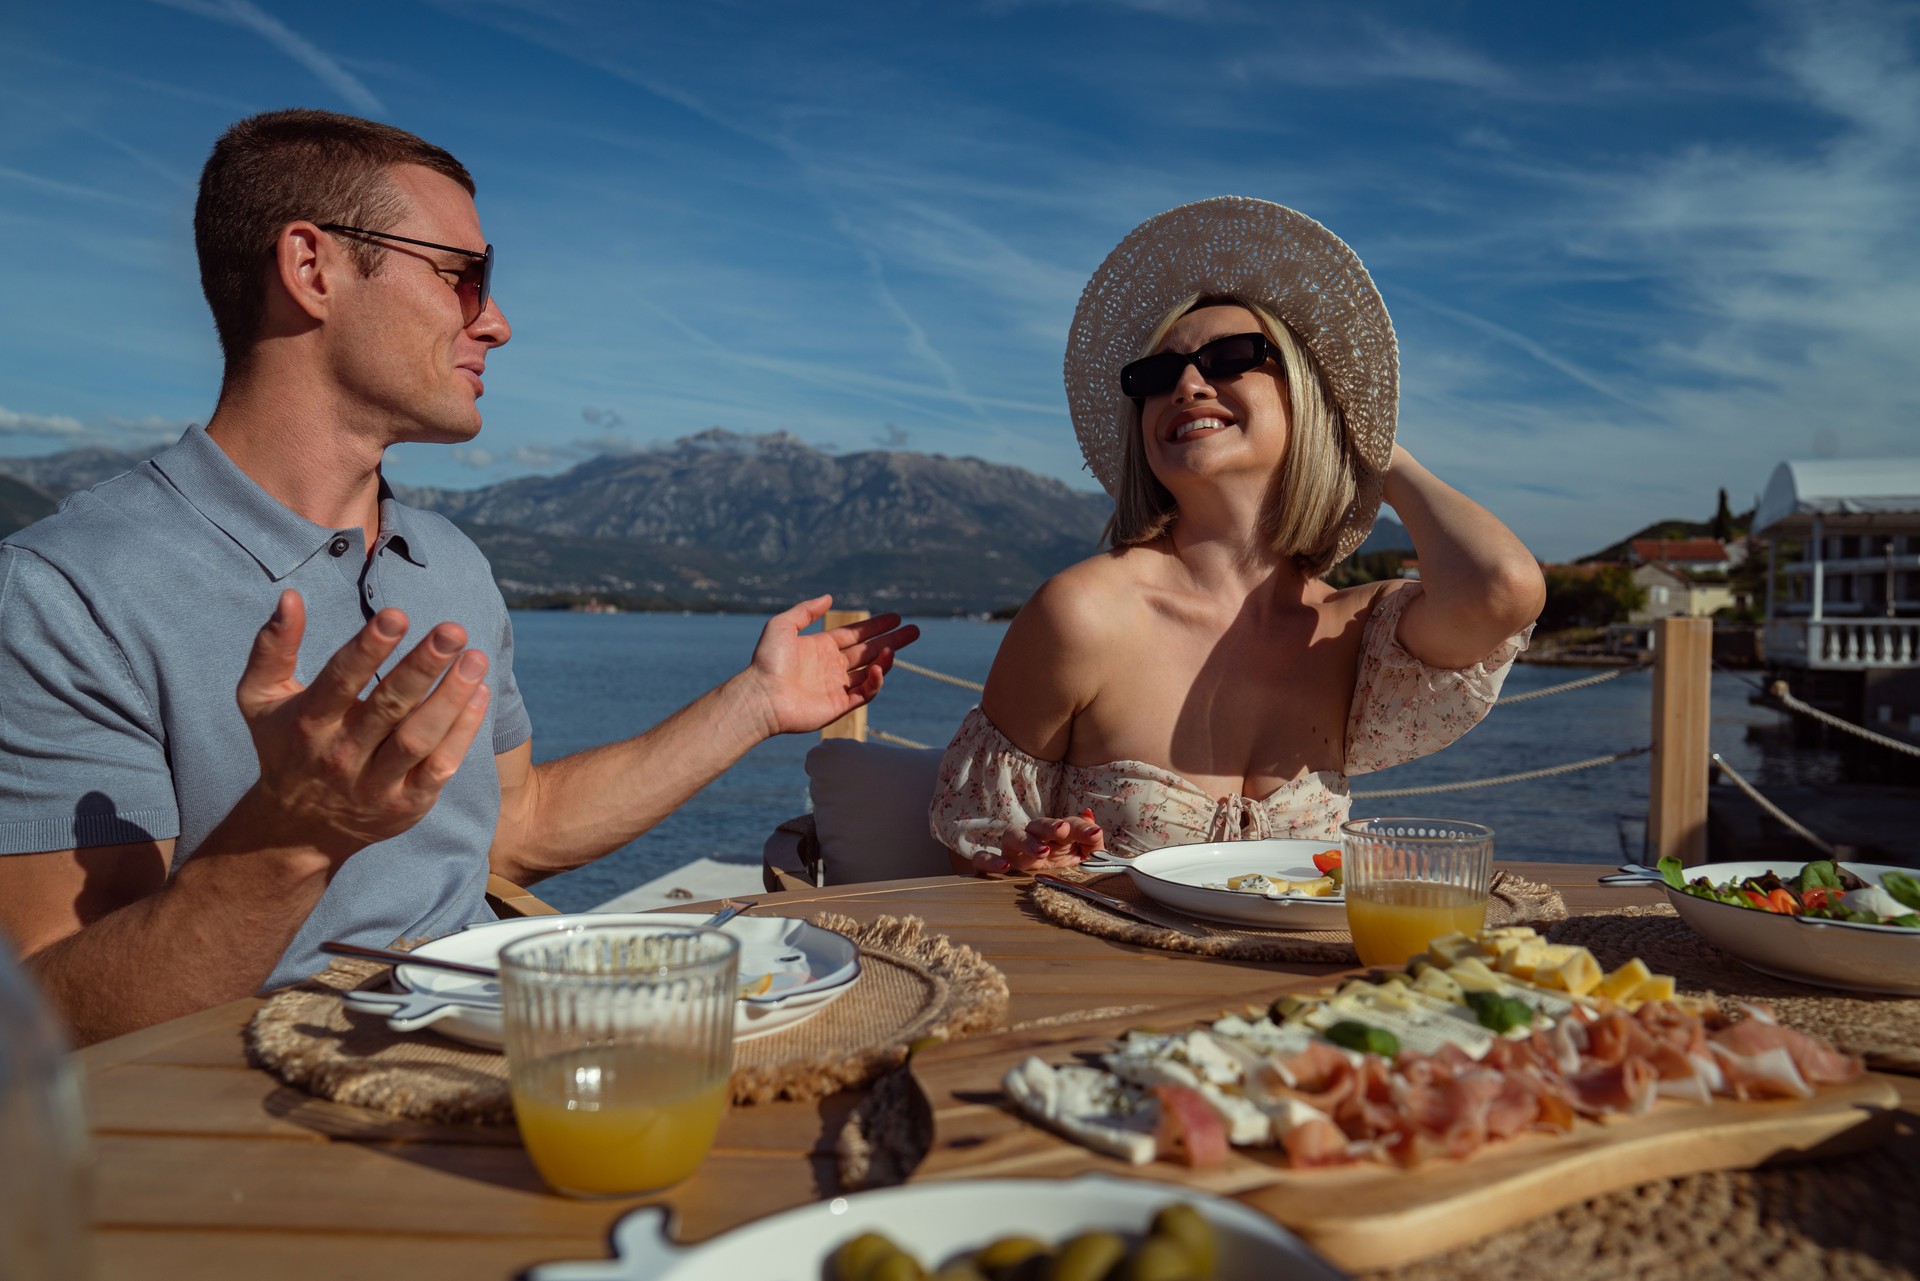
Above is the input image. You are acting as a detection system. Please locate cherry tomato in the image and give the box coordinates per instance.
[1767,887,1803,915]
[1312,850,1342,875]
[1803,887,1835,912]
[1741,889,1771,910]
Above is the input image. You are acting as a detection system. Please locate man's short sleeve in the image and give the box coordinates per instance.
[488,601,533,754]
[0,548,180,853]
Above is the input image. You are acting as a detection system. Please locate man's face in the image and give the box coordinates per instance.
[331,163,510,446]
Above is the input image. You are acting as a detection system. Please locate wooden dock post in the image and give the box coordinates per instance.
[1649,616,1713,865]
[820,609,870,742]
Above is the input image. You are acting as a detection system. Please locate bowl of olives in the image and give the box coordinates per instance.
[524,1174,1344,1280]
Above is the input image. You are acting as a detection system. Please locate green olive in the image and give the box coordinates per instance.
[931,1262,991,1281]
[1148,1204,1217,1277]
[1106,1237,1201,1281]
[829,1233,907,1281]
[974,1236,1050,1275]
[1044,1231,1126,1281]
[869,1253,929,1281]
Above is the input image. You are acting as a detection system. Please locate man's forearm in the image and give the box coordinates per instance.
[491,672,776,884]
[28,811,333,1047]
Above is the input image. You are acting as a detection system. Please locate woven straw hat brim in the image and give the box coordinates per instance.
[1064,196,1398,564]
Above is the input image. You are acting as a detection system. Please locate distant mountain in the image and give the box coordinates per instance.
[1357,514,1411,554]
[0,445,156,497]
[0,429,1415,612]
[0,474,56,539]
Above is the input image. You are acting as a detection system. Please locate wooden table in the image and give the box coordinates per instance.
[75,863,1912,1279]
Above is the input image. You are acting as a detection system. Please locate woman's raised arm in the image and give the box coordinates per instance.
[1380,444,1546,671]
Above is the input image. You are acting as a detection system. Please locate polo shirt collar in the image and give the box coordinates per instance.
[150,425,429,580]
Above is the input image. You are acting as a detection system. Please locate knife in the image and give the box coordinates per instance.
[1033,874,1214,938]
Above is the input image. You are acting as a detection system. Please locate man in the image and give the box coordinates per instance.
[0,109,918,1046]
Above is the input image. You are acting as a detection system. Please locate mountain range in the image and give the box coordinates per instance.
[0,429,1412,614]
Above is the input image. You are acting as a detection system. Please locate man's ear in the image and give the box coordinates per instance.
[273,222,335,324]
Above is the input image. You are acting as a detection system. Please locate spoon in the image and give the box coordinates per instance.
[321,900,763,978]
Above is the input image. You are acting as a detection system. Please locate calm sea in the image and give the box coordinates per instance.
[516,611,1861,912]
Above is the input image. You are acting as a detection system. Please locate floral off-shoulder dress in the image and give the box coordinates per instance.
[928,584,1532,864]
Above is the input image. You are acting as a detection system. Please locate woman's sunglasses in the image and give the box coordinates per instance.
[1119,332,1275,401]
[318,223,494,326]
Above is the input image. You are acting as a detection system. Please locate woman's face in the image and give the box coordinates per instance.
[1138,304,1291,495]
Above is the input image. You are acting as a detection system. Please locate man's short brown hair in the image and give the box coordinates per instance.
[194,108,475,375]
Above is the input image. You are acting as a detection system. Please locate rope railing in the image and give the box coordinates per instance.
[891,659,985,693]
[1494,665,1640,705]
[871,728,934,750]
[1708,752,1838,857]
[891,657,1637,707]
[1765,684,1920,760]
[1350,745,1651,799]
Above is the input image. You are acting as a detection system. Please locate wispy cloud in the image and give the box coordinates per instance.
[147,0,385,114]
[0,405,88,439]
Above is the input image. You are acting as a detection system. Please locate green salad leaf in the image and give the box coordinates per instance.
[1883,872,1920,912]
[1657,855,1686,890]
[1798,861,1843,891]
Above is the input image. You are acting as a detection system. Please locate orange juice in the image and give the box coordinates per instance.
[1346,880,1487,967]
[511,1046,729,1196]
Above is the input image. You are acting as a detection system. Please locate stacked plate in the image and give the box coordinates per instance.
[342,912,861,1046]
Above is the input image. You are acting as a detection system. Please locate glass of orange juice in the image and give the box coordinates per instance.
[500,923,738,1198]
[1340,817,1494,968]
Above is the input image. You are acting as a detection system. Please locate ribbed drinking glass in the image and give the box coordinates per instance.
[1341,817,1495,968]
[500,923,739,1198]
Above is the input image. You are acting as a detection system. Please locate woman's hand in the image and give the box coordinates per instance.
[969,811,1106,876]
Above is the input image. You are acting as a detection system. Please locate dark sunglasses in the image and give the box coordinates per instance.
[318,223,494,326]
[1119,332,1275,401]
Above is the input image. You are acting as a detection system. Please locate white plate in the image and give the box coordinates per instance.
[524,1173,1347,1280]
[1109,838,1349,930]
[377,913,860,1047]
[1657,860,1920,996]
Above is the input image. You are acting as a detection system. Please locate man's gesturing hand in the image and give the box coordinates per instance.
[745,595,921,737]
[233,590,492,864]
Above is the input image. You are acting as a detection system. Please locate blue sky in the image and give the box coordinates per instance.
[2,0,1915,561]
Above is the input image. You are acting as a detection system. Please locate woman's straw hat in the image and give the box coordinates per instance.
[1064,196,1398,564]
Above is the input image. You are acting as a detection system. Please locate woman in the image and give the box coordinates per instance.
[930,197,1544,875]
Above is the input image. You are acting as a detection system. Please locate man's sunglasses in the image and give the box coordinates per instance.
[1119,332,1275,401]
[318,223,494,326]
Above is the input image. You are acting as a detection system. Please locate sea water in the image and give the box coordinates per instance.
[514,611,1857,912]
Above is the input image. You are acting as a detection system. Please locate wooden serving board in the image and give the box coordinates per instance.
[908,997,1901,1271]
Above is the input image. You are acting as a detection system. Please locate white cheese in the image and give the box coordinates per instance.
[1002,1057,1158,1166]
[1843,884,1908,920]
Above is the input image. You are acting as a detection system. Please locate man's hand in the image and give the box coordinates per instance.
[234,589,493,863]
[742,595,921,737]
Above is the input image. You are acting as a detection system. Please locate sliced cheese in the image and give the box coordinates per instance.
[1446,956,1507,993]
[1631,973,1677,1003]
[1003,1058,1157,1166]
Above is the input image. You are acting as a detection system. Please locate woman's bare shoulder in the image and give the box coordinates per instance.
[1014,545,1165,639]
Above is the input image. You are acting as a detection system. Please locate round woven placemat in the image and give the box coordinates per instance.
[244,914,1008,1124]
[1030,868,1568,964]
[1547,904,1920,1074]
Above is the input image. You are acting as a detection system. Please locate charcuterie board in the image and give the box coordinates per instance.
[906,996,1900,1271]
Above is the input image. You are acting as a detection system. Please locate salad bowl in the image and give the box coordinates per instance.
[1622,859,1920,996]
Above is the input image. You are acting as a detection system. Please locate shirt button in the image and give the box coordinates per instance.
[364,583,375,599]
[328,536,350,557]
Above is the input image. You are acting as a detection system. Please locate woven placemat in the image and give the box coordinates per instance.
[245,914,1008,1124]
[1029,869,1568,964]
[1547,904,1920,1075]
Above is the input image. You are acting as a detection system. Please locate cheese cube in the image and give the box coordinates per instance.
[1535,949,1604,997]
[1630,974,1677,1003]
[1447,957,1507,993]
[1594,959,1653,1005]
[1493,939,1551,979]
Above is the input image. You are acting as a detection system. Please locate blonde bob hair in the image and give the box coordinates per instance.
[1105,293,1358,576]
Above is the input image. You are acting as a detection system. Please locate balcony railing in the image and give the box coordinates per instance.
[1766,618,1920,668]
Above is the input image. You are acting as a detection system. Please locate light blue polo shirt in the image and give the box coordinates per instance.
[0,425,532,990]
